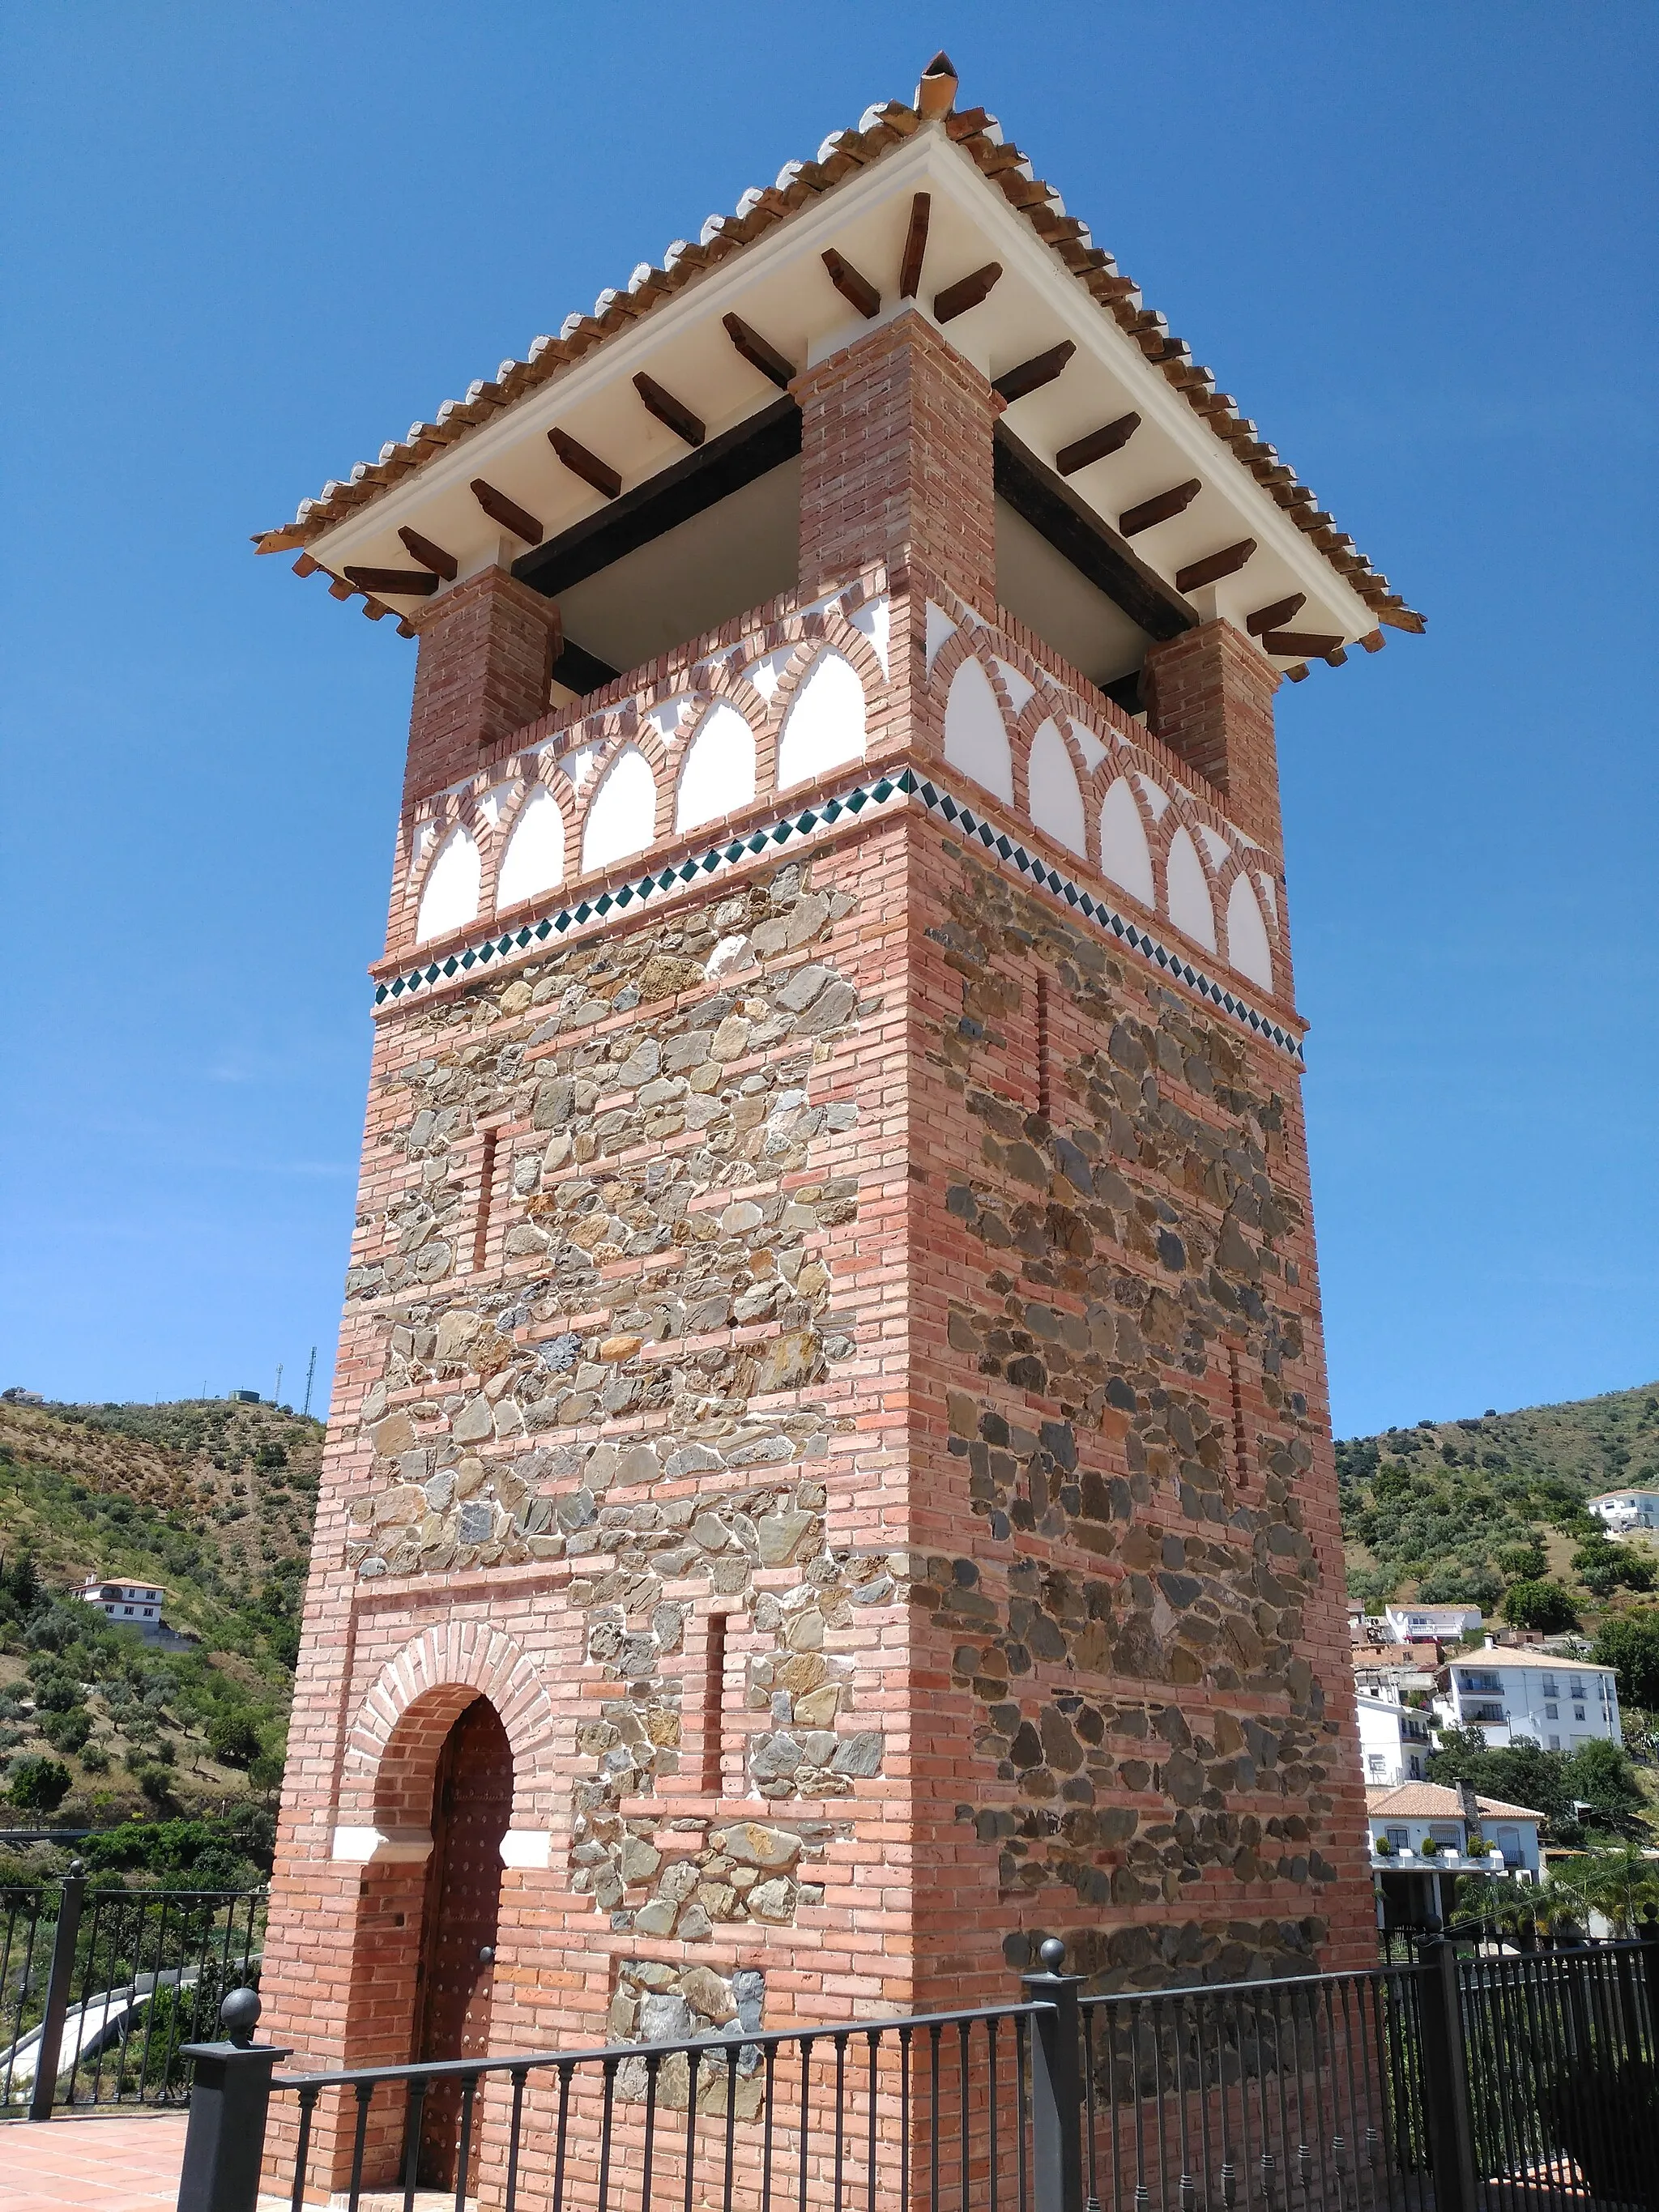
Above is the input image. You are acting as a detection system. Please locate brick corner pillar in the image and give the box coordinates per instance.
[1143,619,1284,858]
[403,565,562,805]
[794,309,997,609]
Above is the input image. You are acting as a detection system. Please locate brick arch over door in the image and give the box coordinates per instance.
[341,1621,562,1835]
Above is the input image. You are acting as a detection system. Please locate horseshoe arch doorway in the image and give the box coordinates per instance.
[411,1695,514,2186]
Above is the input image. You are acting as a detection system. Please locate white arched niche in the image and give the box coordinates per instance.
[942,655,1013,803]
[1165,825,1217,951]
[776,650,866,790]
[582,746,657,873]
[1026,719,1085,857]
[1225,874,1275,991]
[495,786,566,910]
[416,825,481,944]
[1098,777,1154,907]
[676,703,757,833]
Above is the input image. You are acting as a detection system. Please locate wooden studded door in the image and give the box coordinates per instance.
[412,1697,514,2185]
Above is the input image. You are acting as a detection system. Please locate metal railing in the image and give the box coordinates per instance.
[1,1863,263,2115]
[173,1932,1659,2212]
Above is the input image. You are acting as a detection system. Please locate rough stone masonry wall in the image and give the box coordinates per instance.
[898,817,1375,1996]
[261,828,932,2118]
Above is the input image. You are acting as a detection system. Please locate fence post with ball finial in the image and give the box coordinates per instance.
[174,1988,292,2212]
[1021,1936,1085,2212]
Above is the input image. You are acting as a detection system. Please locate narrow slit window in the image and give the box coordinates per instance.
[1036,973,1051,1120]
[471,1126,499,1274]
[702,1610,729,1796]
[1227,1345,1250,1488]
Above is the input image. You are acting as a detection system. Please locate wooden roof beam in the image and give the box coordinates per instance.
[1119,479,1201,536]
[343,566,440,597]
[1175,540,1256,593]
[898,194,931,299]
[397,526,458,580]
[633,373,705,450]
[1245,594,1307,637]
[1056,414,1140,476]
[822,247,881,319]
[993,341,1076,407]
[1261,629,1344,657]
[548,428,623,501]
[722,313,795,391]
[471,479,544,544]
[933,262,1002,323]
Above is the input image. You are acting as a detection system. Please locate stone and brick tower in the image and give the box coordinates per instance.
[254,52,1421,2163]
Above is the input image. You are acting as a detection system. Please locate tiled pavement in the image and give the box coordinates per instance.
[0,2111,187,2212]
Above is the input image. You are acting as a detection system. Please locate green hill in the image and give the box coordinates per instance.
[1338,1380,1659,1626]
[0,1395,321,1833]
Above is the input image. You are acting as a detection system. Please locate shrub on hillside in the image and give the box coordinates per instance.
[1495,1538,1549,1582]
[6,1755,71,1810]
[1593,1610,1659,1710]
[207,1711,262,1766]
[38,1706,92,1754]
[1502,1579,1579,1631]
[1571,1533,1656,1597]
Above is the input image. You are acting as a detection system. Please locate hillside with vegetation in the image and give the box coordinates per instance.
[1338,1380,1659,1625]
[0,1395,321,1839]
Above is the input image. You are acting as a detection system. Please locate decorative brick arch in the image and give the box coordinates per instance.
[486,765,577,918]
[341,1620,563,1837]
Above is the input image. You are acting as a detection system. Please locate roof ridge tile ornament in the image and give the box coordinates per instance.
[254,56,1423,635]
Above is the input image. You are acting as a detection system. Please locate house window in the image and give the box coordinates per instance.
[1367,1754,1387,1777]
[1549,1734,1560,1751]
[123,1605,133,1614]
[1409,1756,1423,1778]
[1545,1703,1558,1719]
[1387,1827,1410,1850]
[1573,1706,1586,1722]
[1569,1679,1585,1699]
[1542,1678,1559,1698]
[1428,1825,1462,1855]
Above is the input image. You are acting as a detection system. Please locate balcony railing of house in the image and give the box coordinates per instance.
[171,1929,1659,2212]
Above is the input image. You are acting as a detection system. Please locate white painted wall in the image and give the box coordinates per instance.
[582,746,657,872]
[676,702,757,832]
[1026,718,1085,856]
[1225,872,1274,990]
[496,785,566,909]
[1098,777,1154,906]
[416,825,481,943]
[943,654,1013,803]
[1164,825,1216,950]
[776,649,867,790]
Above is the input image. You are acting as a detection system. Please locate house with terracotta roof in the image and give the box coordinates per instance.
[1367,1782,1544,1926]
[1432,1642,1621,1753]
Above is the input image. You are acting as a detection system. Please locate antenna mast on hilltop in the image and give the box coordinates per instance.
[302,1346,317,1419]
[275,1362,284,1408]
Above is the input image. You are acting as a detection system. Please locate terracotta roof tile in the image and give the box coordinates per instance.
[1366,1782,1546,1822]
[254,79,1422,634]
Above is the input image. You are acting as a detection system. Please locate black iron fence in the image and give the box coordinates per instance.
[173,1933,1659,2212]
[1,1864,263,2116]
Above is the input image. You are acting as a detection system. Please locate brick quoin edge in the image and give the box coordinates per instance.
[258,287,1376,2191]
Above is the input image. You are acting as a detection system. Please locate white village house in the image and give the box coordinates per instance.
[1586,1490,1659,1536]
[1383,1604,1483,1645]
[1433,1640,1621,1754]
[1355,1683,1432,1787]
[1367,1781,1545,1929]
[77,1577,166,1628]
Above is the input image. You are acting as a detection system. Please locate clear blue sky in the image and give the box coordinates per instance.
[2,6,1653,1436]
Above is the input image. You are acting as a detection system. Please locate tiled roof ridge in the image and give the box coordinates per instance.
[1367,1782,1546,1821]
[253,82,1423,633]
